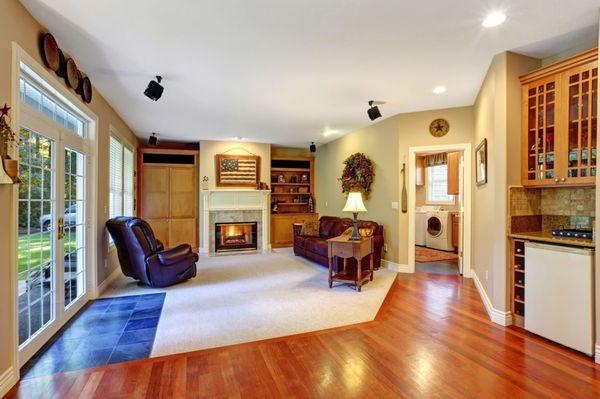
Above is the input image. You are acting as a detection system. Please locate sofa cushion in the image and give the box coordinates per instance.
[304,237,328,257]
[300,220,319,236]
[318,216,340,237]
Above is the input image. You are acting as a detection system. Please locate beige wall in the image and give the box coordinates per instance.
[472,52,540,311]
[315,106,474,265]
[0,0,137,382]
[199,140,271,190]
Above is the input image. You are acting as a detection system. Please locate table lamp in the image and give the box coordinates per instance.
[342,192,367,240]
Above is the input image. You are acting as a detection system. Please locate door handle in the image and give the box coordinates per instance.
[57,217,64,240]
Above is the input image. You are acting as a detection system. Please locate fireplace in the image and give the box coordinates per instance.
[215,222,258,252]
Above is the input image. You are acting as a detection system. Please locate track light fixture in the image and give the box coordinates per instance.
[144,75,164,101]
[148,133,158,145]
[367,100,383,121]
[310,142,316,153]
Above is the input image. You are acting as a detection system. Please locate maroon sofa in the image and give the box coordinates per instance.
[293,216,384,270]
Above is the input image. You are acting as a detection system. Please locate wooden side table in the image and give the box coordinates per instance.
[326,236,374,292]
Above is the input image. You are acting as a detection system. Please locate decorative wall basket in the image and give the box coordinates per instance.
[40,32,93,104]
[339,152,375,199]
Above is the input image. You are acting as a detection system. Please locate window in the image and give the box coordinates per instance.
[20,76,85,137]
[426,165,454,204]
[109,136,135,242]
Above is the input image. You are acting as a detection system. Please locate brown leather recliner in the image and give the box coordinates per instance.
[293,216,384,269]
[106,217,198,288]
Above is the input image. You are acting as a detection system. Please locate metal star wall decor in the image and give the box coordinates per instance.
[0,104,10,117]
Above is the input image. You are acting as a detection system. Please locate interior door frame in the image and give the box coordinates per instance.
[407,143,472,277]
[10,43,99,370]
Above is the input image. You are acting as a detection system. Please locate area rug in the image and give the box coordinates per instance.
[102,248,396,357]
[415,246,458,262]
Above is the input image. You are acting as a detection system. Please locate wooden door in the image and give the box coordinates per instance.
[561,61,598,185]
[141,166,170,246]
[415,157,425,186]
[521,75,562,186]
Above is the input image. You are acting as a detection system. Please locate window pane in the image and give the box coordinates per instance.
[123,147,134,216]
[427,165,454,204]
[109,137,123,219]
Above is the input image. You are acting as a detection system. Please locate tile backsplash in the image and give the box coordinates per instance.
[508,186,595,233]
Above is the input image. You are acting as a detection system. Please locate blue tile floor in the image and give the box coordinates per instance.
[21,293,165,379]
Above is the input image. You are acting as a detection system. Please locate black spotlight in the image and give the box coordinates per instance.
[310,142,316,153]
[367,100,382,121]
[148,133,158,146]
[144,76,164,101]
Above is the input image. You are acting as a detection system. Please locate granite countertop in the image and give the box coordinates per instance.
[508,231,595,248]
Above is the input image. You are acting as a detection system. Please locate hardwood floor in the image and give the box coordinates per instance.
[6,272,600,398]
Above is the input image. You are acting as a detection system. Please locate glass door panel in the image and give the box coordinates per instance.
[566,65,597,181]
[64,148,86,307]
[17,127,56,346]
[525,79,557,183]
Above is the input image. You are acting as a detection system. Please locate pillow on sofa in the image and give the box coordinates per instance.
[341,227,354,237]
[300,220,320,236]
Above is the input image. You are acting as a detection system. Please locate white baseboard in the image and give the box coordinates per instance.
[0,367,18,398]
[595,344,600,364]
[472,271,513,326]
[383,259,411,273]
[96,267,123,297]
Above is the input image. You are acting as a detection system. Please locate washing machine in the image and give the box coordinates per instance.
[425,210,453,251]
[416,206,439,246]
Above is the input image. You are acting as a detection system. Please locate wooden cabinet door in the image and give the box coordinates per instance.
[169,218,197,248]
[561,62,598,185]
[170,167,196,218]
[271,215,294,247]
[415,157,425,186]
[522,75,562,186]
[447,152,460,195]
[142,167,170,218]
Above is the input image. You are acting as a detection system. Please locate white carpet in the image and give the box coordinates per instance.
[102,248,397,357]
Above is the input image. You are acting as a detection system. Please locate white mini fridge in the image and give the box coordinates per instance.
[525,242,595,356]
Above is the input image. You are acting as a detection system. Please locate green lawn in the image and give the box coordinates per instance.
[18,231,76,279]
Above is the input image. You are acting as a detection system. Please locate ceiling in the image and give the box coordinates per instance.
[20,0,599,147]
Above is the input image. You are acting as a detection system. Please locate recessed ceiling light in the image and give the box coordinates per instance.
[323,129,339,137]
[433,86,447,94]
[482,12,506,28]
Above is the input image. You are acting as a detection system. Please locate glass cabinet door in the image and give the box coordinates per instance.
[564,63,597,183]
[524,77,558,184]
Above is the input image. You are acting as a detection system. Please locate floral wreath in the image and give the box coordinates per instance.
[339,152,374,198]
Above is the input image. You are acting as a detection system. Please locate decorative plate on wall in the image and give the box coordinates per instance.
[429,118,450,137]
[65,58,81,91]
[81,77,93,103]
[41,33,62,73]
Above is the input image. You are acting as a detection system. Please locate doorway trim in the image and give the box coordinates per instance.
[407,143,472,277]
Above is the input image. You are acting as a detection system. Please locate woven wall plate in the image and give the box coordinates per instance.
[65,58,82,91]
[81,77,92,103]
[41,33,61,72]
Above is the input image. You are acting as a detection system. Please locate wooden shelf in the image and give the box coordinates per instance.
[514,283,525,289]
[276,202,308,206]
[514,298,525,304]
[271,167,310,172]
[514,268,525,273]
[271,183,310,186]
[271,192,312,195]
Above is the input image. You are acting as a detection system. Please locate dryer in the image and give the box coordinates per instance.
[425,210,453,251]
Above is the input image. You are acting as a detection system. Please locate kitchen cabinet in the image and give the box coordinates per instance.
[447,152,460,195]
[416,156,425,186]
[520,49,597,187]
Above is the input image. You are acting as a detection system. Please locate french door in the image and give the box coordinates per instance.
[17,109,90,365]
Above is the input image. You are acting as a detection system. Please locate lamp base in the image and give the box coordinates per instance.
[348,213,360,241]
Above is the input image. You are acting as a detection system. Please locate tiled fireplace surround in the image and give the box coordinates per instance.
[200,190,271,253]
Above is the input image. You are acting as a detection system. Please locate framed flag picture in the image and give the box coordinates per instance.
[216,154,261,187]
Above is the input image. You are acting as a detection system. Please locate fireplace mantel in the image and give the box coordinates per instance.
[200,190,271,253]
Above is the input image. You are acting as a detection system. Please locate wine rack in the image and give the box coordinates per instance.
[510,239,526,326]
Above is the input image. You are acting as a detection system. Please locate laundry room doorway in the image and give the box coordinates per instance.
[407,144,472,277]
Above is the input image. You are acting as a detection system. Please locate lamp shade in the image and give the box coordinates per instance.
[342,192,367,213]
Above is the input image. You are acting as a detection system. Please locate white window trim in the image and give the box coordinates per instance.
[108,128,136,250]
[425,164,455,205]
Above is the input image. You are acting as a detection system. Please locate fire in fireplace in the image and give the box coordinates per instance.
[215,222,258,252]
